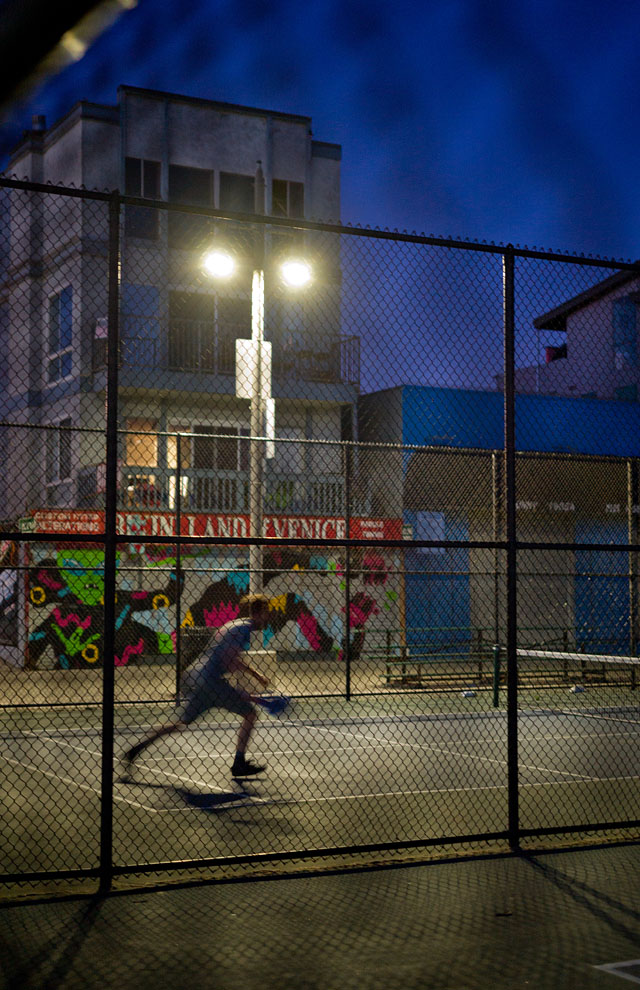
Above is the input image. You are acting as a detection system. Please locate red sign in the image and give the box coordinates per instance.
[31,509,403,541]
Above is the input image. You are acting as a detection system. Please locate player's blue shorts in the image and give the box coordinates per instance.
[176,670,254,723]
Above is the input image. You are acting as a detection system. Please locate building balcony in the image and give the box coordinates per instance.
[92,320,360,389]
[78,465,371,517]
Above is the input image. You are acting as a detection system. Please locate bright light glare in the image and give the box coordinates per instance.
[203,251,235,278]
[281,260,312,287]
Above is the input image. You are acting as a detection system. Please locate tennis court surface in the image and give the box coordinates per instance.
[2,688,640,877]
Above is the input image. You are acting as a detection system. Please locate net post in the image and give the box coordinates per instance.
[492,644,501,707]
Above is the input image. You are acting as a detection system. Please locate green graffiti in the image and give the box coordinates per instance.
[157,631,174,654]
[52,623,101,657]
[57,549,106,606]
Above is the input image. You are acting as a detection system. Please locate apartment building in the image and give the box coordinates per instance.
[0,86,401,669]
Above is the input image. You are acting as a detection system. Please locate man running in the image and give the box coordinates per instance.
[122,593,271,778]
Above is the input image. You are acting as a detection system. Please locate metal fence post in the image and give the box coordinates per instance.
[503,245,520,851]
[628,458,638,689]
[99,191,121,895]
[344,442,352,700]
[175,433,183,701]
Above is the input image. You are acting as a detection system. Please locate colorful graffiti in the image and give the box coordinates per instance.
[27,548,183,669]
[0,540,18,647]
[25,543,399,669]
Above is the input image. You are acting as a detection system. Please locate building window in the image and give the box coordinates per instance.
[125,418,158,467]
[168,164,214,248]
[47,286,72,383]
[193,426,249,471]
[46,418,72,484]
[272,428,303,474]
[613,298,637,368]
[219,172,255,213]
[124,157,160,239]
[272,179,304,218]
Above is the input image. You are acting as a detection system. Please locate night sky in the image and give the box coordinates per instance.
[3,0,640,261]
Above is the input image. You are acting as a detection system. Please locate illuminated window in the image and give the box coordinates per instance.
[125,418,158,466]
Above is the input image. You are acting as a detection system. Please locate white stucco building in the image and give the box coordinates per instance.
[501,269,640,401]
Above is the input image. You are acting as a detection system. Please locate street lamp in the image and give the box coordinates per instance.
[202,248,312,596]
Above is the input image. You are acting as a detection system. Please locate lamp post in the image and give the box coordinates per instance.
[202,249,311,597]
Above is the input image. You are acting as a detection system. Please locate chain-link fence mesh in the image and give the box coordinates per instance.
[1,179,639,891]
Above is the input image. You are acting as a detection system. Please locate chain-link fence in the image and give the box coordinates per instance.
[1,178,639,893]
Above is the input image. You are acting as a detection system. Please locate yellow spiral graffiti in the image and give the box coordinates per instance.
[82,644,99,663]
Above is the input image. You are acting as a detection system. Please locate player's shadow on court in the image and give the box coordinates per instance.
[121,777,252,811]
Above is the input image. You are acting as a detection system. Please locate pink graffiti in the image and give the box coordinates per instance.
[342,594,379,628]
[203,602,240,627]
[132,591,148,599]
[115,638,144,666]
[297,612,322,651]
[37,569,63,590]
[362,554,388,586]
[53,608,92,630]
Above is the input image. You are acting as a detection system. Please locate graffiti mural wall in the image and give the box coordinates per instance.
[24,512,402,669]
[0,540,18,648]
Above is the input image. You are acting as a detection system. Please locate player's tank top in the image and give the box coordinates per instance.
[188,618,252,683]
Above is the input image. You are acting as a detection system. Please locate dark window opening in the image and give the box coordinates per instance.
[125,157,160,239]
[272,179,304,218]
[193,426,249,471]
[168,164,214,248]
[219,172,255,213]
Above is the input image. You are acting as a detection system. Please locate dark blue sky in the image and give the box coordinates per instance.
[4,0,640,260]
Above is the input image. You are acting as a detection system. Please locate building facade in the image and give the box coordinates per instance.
[359,385,640,659]
[0,87,402,669]
[503,269,640,401]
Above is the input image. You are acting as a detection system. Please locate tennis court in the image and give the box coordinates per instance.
[2,686,640,878]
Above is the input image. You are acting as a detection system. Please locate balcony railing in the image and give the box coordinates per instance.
[93,319,360,387]
[77,466,371,516]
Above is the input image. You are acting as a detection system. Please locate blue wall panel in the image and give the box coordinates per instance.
[400,385,640,458]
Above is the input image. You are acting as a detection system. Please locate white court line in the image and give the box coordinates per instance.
[39,736,234,811]
[313,724,626,783]
[553,710,640,727]
[2,743,638,817]
[593,960,640,985]
[237,773,640,809]
[10,721,639,790]
[0,752,175,813]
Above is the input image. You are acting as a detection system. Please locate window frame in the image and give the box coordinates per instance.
[271,178,304,218]
[46,417,73,486]
[47,286,73,384]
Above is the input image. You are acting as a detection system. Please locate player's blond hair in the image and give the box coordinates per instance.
[239,593,270,617]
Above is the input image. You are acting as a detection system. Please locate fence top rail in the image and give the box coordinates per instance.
[3,420,640,464]
[2,175,640,269]
[516,648,640,665]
